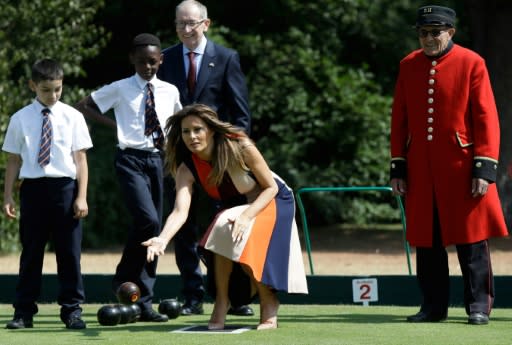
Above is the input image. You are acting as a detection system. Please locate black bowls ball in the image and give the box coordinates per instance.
[129,303,141,322]
[158,298,181,319]
[117,304,135,324]
[97,305,121,326]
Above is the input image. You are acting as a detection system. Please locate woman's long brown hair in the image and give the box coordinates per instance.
[164,104,251,186]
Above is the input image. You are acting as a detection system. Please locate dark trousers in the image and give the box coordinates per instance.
[416,208,495,316]
[174,222,205,304]
[113,148,163,312]
[16,177,84,321]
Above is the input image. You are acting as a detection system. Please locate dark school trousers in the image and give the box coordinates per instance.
[113,148,163,312]
[16,177,84,321]
[416,208,495,316]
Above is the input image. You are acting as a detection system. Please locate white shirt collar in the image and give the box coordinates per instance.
[134,73,159,90]
[33,99,56,113]
[183,36,207,55]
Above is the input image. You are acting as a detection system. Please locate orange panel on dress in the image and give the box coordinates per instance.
[239,199,276,281]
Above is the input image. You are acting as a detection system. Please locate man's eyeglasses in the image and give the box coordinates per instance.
[175,20,205,29]
[417,28,448,38]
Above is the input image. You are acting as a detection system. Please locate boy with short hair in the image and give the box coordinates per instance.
[3,58,93,330]
[76,33,182,322]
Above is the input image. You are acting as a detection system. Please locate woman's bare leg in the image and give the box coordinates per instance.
[240,263,278,330]
[256,282,279,330]
[208,254,232,330]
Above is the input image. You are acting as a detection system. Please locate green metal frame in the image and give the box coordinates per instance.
[295,186,412,275]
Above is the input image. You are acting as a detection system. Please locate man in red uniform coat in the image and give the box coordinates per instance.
[390,5,508,325]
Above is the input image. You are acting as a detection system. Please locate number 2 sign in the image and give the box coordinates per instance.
[352,278,378,306]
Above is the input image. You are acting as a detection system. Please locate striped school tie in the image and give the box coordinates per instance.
[144,83,164,150]
[38,108,52,167]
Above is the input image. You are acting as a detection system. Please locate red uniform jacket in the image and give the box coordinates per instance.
[390,44,508,247]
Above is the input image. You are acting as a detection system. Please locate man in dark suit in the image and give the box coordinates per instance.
[158,0,252,316]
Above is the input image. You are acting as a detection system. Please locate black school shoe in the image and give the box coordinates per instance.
[180,302,204,316]
[65,315,87,329]
[406,310,447,322]
[468,312,489,325]
[227,305,254,316]
[140,309,169,322]
[6,316,33,329]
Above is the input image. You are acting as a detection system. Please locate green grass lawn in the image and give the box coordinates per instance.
[1,304,511,345]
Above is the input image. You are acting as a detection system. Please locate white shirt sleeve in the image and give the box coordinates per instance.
[91,81,120,114]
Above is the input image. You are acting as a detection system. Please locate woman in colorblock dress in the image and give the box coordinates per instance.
[142,104,308,330]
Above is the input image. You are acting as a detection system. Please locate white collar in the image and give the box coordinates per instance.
[183,36,207,55]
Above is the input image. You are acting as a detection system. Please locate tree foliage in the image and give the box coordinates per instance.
[233,29,393,224]
[227,0,422,224]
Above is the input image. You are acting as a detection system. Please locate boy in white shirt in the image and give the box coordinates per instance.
[3,58,93,330]
[76,33,182,322]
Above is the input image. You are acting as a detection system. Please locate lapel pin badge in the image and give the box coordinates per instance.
[209,62,215,67]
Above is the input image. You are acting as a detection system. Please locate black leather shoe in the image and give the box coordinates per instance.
[468,312,489,325]
[6,317,33,329]
[180,302,204,316]
[406,311,447,322]
[140,309,169,322]
[227,305,254,316]
[65,315,86,329]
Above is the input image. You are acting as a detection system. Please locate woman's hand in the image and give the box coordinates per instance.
[229,213,252,245]
[141,237,168,262]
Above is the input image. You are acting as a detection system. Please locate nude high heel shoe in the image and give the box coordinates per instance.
[257,316,278,330]
[208,302,228,330]
[257,290,279,330]
[208,322,225,330]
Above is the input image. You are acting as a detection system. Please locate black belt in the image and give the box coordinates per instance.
[118,147,162,158]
